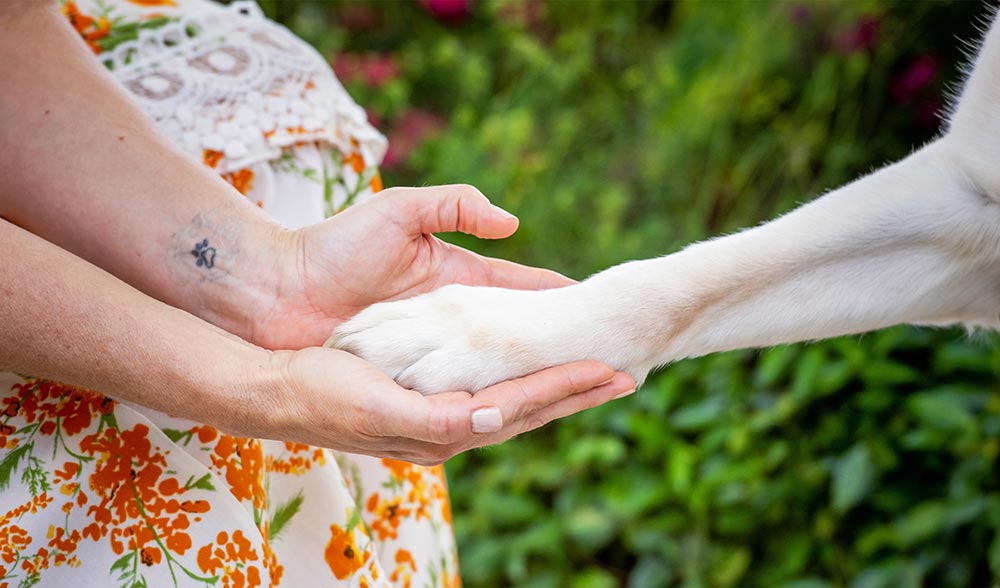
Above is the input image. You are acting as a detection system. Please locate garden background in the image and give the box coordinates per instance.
[260,1,1000,586]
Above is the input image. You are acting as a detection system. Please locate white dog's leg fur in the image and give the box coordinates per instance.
[331,16,1000,395]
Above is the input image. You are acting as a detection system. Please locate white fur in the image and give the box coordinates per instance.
[329,17,1000,395]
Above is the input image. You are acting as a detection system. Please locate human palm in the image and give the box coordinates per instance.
[254,185,570,350]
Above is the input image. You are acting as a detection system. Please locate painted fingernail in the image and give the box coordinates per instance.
[471,407,503,433]
[613,388,635,400]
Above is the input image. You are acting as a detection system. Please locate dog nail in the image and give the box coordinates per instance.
[613,388,635,400]
[472,407,503,433]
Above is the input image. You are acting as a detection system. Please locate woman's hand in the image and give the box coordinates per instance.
[0,6,568,359]
[256,347,636,465]
[0,217,636,462]
[254,184,570,350]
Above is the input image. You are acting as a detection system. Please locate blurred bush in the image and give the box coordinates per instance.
[263,1,1000,585]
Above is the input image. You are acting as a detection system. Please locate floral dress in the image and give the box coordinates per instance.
[0,1,460,587]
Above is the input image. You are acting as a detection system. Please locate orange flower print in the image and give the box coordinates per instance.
[267,444,320,476]
[369,172,384,193]
[127,0,177,6]
[324,523,369,579]
[366,492,412,541]
[208,435,266,510]
[224,168,255,195]
[203,149,224,168]
[61,1,111,53]
[260,531,284,587]
[344,151,366,173]
[390,549,417,588]
[196,530,263,588]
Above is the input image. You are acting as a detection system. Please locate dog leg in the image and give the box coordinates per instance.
[332,138,1000,395]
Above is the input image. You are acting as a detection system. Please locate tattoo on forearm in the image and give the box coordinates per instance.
[169,213,234,284]
[191,238,216,269]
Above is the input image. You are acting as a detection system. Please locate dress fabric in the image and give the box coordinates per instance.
[0,1,460,587]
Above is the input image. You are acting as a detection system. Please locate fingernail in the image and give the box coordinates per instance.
[613,388,635,400]
[492,205,518,221]
[472,407,503,433]
[596,376,615,387]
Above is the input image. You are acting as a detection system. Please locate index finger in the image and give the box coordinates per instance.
[370,361,617,447]
[478,255,576,290]
[470,360,617,431]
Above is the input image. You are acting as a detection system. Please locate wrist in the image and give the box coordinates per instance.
[204,344,293,438]
[182,215,302,349]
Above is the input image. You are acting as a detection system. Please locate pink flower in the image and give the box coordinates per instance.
[383,109,447,169]
[419,0,471,24]
[789,4,812,26]
[331,53,361,82]
[497,1,543,28]
[331,53,400,88]
[365,108,383,130]
[891,55,938,104]
[362,55,400,87]
[334,4,382,32]
[831,15,879,54]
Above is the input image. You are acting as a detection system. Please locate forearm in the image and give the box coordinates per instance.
[591,140,1000,370]
[0,216,279,435]
[0,4,293,343]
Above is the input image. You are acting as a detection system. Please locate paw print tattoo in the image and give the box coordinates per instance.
[191,238,217,269]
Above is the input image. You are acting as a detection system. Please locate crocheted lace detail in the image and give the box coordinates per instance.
[102,1,386,173]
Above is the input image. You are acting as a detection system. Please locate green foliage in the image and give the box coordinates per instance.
[270,1,1000,585]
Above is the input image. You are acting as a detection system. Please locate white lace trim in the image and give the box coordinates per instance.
[101,1,386,173]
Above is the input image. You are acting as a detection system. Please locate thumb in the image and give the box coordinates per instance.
[389,184,519,238]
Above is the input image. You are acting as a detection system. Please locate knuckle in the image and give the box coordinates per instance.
[452,182,479,194]
[354,397,386,438]
[414,449,450,467]
[556,364,577,391]
[429,452,451,467]
[523,415,550,433]
[453,184,489,206]
[378,186,405,201]
[425,411,461,445]
[510,381,543,421]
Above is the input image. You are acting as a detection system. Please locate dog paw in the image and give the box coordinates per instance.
[329,284,574,395]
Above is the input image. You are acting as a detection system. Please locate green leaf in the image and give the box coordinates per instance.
[670,395,726,431]
[893,502,949,548]
[565,436,626,468]
[185,472,216,492]
[110,551,134,574]
[345,502,362,533]
[162,428,190,444]
[566,506,616,550]
[477,492,541,526]
[573,567,617,588]
[863,360,921,386]
[990,532,1000,577]
[785,576,834,588]
[907,391,975,433]
[753,346,798,388]
[711,547,751,586]
[269,491,305,542]
[628,556,674,588]
[0,443,30,491]
[666,442,695,494]
[831,443,876,513]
